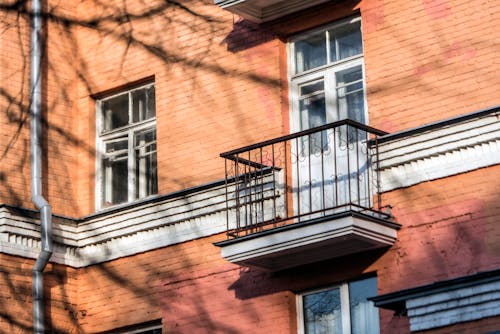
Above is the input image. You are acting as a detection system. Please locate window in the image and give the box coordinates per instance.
[289,16,365,137]
[96,83,157,208]
[297,277,380,334]
[100,321,162,334]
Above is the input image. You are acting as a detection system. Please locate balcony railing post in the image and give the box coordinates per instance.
[224,158,229,238]
[355,127,360,207]
[375,136,382,211]
[271,144,276,224]
[234,155,241,235]
[333,127,338,207]
[295,136,301,221]
[284,140,289,221]
[346,124,352,205]
[321,129,325,213]
[259,147,264,226]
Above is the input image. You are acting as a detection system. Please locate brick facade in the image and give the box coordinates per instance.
[0,0,498,332]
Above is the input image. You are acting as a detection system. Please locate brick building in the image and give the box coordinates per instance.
[0,0,499,333]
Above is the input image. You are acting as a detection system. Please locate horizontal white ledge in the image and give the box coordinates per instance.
[376,107,500,192]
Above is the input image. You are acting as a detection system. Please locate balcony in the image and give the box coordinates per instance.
[215,120,400,271]
[214,0,330,23]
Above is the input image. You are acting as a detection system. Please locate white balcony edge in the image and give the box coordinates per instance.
[220,215,397,265]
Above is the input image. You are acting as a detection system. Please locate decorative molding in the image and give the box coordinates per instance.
[376,106,500,192]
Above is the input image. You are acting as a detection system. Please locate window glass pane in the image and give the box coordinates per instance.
[132,86,156,123]
[299,80,326,130]
[302,96,326,129]
[300,81,325,96]
[330,23,362,62]
[103,137,128,206]
[300,94,327,153]
[135,128,157,198]
[102,93,129,131]
[300,80,327,153]
[349,277,380,334]
[336,66,365,124]
[147,85,156,119]
[303,288,343,334]
[102,155,128,206]
[295,33,327,73]
[106,140,128,153]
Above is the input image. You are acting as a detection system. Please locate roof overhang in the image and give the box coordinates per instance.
[214,0,331,23]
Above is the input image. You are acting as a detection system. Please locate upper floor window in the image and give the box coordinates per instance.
[96,83,157,208]
[289,17,365,135]
[101,321,162,334]
[297,277,380,334]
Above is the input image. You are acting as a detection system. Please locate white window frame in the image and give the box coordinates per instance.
[121,323,162,334]
[95,82,157,210]
[288,16,368,134]
[297,283,351,334]
[102,322,162,334]
[297,278,380,334]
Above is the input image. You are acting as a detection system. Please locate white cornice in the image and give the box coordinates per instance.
[0,182,232,267]
[376,108,500,192]
[408,280,500,331]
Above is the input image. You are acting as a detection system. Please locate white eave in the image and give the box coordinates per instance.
[214,0,331,23]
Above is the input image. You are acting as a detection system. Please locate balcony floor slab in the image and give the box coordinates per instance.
[215,211,399,271]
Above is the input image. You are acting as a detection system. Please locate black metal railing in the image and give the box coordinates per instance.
[221,119,388,238]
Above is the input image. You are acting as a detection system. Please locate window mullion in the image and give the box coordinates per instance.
[325,30,331,65]
[341,283,351,334]
[325,69,337,122]
[128,92,136,202]
[128,128,135,202]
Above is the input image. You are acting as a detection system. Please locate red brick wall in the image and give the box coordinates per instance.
[362,0,499,133]
[0,9,32,209]
[377,165,500,333]
[74,234,297,333]
[0,253,78,333]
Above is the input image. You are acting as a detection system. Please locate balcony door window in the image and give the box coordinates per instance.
[289,17,369,217]
[291,16,365,136]
[298,277,380,334]
[96,83,157,209]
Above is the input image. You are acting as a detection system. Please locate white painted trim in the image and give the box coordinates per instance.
[376,111,500,192]
[219,215,397,266]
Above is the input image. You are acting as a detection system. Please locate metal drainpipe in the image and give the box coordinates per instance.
[30,0,53,333]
